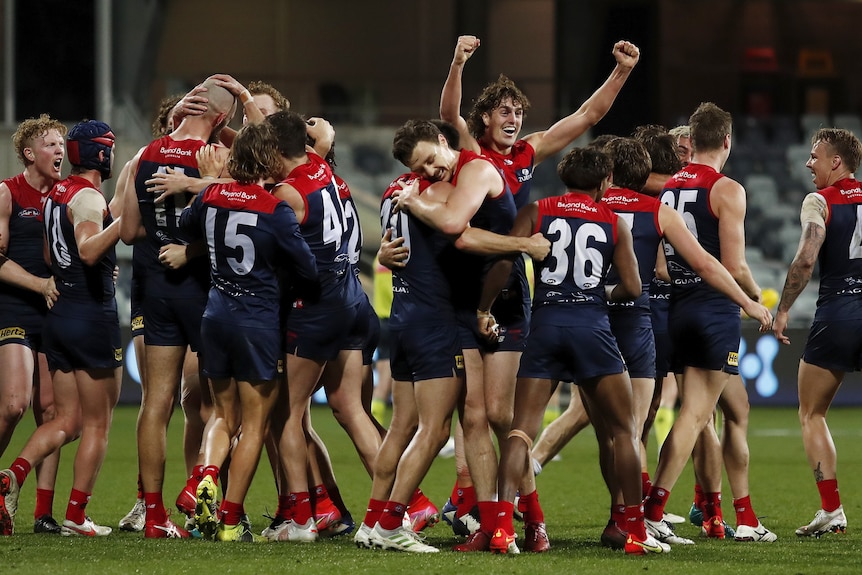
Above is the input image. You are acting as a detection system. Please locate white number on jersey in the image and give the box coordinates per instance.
[205,208,258,275]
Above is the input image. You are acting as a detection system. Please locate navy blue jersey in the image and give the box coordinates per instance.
[602,187,663,312]
[381,174,457,328]
[812,179,862,321]
[280,154,361,306]
[43,175,116,308]
[180,181,318,329]
[335,174,363,279]
[661,164,737,313]
[532,191,618,325]
[0,173,50,313]
[134,135,210,298]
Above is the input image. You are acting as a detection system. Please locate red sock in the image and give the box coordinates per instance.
[624,504,647,539]
[219,499,244,526]
[65,488,91,525]
[733,495,758,527]
[363,498,386,527]
[456,485,476,516]
[693,483,705,512]
[478,500,496,534]
[641,472,652,499]
[817,479,841,512]
[185,466,204,492]
[34,488,54,519]
[495,500,515,535]
[143,492,167,524]
[277,495,292,520]
[313,485,329,509]
[192,465,204,482]
[449,482,460,504]
[643,485,670,522]
[10,457,31,487]
[378,500,406,531]
[611,504,625,530]
[202,466,220,483]
[136,474,143,499]
[408,487,429,508]
[703,492,722,520]
[519,489,544,523]
[290,491,312,525]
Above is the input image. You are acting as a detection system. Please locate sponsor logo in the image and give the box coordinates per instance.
[307,164,327,180]
[159,146,193,156]
[0,327,26,341]
[727,351,739,367]
[131,316,144,331]
[516,168,532,183]
[675,171,697,180]
[219,189,257,202]
[840,186,862,196]
[556,200,597,212]
[18,207,40,218]
[114,348,124,362]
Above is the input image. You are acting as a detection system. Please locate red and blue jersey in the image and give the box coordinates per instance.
[381,174,457,328]
[134,135,210,298]
[180,181,318,329]
[0,174,50,311]
[661,163,735,311]
[335,174,363,278]
[532,191,618,324]
[43,175,116,308]
[480,139,536,210]
[813,178,862,321]
[601,187,663,312]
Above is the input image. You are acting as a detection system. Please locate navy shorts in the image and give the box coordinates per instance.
[518,321,625,382]
[669,305,740,375]
[201,318,280,381]
[610,309,656,379]
[389,324,465,382]
[803,319,862,372]
[143,296,206,351]
[0,304,45,352]
[43,308,122,371]
[130,273,144,337]
[377,317,391,361]
[285,299,364,361]
[455,301,530,353]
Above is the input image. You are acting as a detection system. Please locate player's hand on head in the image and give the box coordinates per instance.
[391,178,419,213]
[173,85,209,123]
[209,74,246,97]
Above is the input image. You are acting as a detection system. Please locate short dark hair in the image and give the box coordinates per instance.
[227,122,281,184]
[587,133,618,150]
[689,102,732,153]
[392,119,442,166]
[466,74,531,140]
[604,137,652,192]
[431,119,460,150]
[557,147,612,191]
[267,110,308,159]
[812,128,862,173]
[634,127,682,175]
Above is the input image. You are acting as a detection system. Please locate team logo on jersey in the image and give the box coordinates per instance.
[17,207,40,218]
[455,354,464,370]
[114,348,124,362]
[727,351,739,367]
[516,168,532,183]
[131,315,144,332]
[0,327,26,341]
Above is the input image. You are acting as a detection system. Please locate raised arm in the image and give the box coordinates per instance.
[773,193,827,344]
[525,40,640,165]
[439,35,482,153]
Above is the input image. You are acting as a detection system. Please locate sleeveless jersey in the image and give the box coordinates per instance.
[0,174,51,312]
[134,135,210,298]
[601,187,663,312]
[661,163,736,312]
[43,175,116,308]
[532,191,618,325]
[335,174,363,278]
[180,181,318,329]
[811,178,862,321]
[281,154,361,306]
[381,174,456,328]
[480,139,536,210]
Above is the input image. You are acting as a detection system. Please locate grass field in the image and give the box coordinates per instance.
[1,403,861,574]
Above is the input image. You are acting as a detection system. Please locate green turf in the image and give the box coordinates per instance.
[1,404,860,574]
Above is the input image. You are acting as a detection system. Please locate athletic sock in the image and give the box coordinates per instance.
[65,488,91,525]
[643,486,670,522]
[495,500,515,534]
[143,492,167,524]
[378,500,406,531]
[733,495,758,527]
[456,485,476,516]
[219,499,244,526]
[624,504,647,539]
[363,498,386,528]
[290,491,312,525]
[519,489,544,523]
[703,492,722,521]
[34,488,54,519]
[641,472,652,499]
[816,479,841,512]
[478,500,496,534]
[10,457,31,487]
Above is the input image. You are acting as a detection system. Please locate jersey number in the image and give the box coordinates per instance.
[44,199,72,269]
[660,188,699,256]
[540,218,607,288]
[205,208,258,275]
[380,197,411,263]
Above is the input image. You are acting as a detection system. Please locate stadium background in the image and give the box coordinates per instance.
[3,0,862,404]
